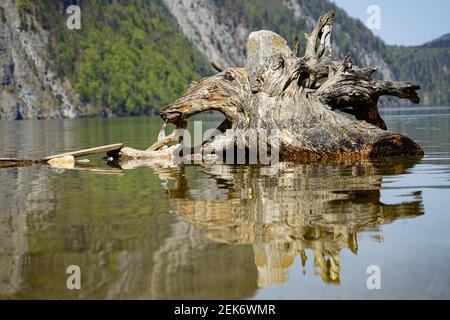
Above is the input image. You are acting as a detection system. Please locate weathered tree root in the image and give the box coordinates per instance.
[117,11,423,164]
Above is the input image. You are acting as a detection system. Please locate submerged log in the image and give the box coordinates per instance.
[43,143,123,160]
[0,143,124,168]
[153,11,423,163]
[0,158,36,168]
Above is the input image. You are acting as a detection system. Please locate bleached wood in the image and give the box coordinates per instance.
[156,11,422,162]
[43,143,123,160]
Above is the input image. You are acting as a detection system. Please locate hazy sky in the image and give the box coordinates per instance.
[332,0,450,46]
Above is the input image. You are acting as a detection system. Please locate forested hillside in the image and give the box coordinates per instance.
[195,0,448,105]
[423,33,450,49]
[34,0,211,116]
[0,0,448,119]
[386,45,449,105]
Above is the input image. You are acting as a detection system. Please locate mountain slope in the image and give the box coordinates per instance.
[423,33,450,49]
[0,0,83,120]
[164,0,395,76]
[0,0,448,120]
[35,0,211,116]
[165,0,448,106]
[387,44,449,105]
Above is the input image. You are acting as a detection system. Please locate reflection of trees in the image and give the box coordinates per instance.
[0,165,258,299]
[160,159,424,285]
[0,158,423,299]
[149,221,257,299]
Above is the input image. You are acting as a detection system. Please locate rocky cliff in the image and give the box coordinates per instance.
[163,0,395,80]
[0,0,448,120]
[0,0,83,120]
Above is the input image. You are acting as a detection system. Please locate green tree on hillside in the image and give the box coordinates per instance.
[36,0,210,115]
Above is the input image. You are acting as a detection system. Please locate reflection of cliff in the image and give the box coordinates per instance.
[0,120,79,297]
[0,158,423,299]
[150,221,257,299]
[0,164,58,297]
[161,160,424,285]
[0,164,258,299]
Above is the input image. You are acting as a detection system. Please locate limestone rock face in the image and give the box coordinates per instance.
[163,0,395,84]
[0,0,83,120]
[162,0,249,67]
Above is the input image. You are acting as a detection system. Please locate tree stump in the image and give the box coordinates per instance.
[121,11,423,163]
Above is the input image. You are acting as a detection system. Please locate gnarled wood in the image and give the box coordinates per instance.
[211,61,224,73]
[1,143,124,168]
[119,11,423,164]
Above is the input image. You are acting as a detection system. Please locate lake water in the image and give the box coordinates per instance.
[0,106,449,299]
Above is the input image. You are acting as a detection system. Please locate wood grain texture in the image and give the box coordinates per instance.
[153,12,423,162]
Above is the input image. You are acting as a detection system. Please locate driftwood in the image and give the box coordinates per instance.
[0,143,124,168]
[0,158,36,168]
[1,12,424,167]
[43,143,123,160]
[116,11,423,163]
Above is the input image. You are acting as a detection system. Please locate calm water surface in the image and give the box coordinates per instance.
[0,106,449,299]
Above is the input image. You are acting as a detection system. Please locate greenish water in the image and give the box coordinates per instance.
[0,106,449,299]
